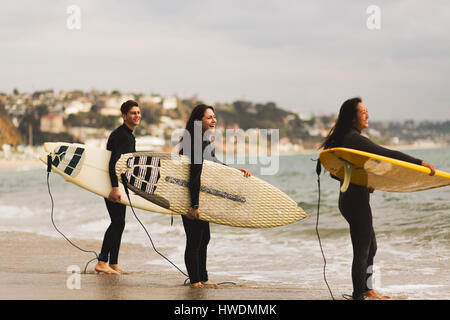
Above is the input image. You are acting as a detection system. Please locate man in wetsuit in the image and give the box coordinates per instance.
[94,100,141,274]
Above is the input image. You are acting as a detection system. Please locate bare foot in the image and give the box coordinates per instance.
[190,282,203,288]
[202,280,218,288]
[94,261,119,275]
[364,289,391,300]
[109,264,123,273]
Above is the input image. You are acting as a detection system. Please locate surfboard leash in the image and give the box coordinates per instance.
[121,174,237,287]
[314,158,335,300]
[46,154,99,274]
[120,174,190,280]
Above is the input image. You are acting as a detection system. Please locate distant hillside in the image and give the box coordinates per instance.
[213,101,313,144]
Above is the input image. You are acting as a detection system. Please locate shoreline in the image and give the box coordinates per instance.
[1,143,448,170]
[0,158,44,170]
[0,230,331,300]
[2,229,447,301]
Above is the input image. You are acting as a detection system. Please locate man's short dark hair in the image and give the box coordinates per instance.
[120,100,139,115]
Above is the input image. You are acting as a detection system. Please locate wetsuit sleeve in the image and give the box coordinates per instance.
[180,139,203,208]
[187,143,225,207]
[348,134,423,165]
[107,134,126,188]
[189,162,202,207]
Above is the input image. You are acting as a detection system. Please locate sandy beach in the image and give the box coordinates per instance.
[2,234,441,320]
[0,231,331,300]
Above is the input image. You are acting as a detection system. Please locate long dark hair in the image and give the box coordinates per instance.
[320,97,362,149]
[179,104,215,156]
[184,104,215,138]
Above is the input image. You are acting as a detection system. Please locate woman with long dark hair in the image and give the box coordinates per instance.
[321,97,435,300]
[180,104,251,288]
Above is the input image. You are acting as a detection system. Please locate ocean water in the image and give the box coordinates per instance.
[1,147,449,299]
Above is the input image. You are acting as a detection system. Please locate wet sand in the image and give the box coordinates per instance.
[0,231,330,300]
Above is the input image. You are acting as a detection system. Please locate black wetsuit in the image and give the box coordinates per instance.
[99,124,136,264]
[180,139,224,284]
[336,128,422,299]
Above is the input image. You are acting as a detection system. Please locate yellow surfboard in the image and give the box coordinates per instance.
[319,147,450,193]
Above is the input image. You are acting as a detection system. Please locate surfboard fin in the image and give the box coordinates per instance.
[315,158,322,176]
[340,161,353,193]
[47,154,52,173]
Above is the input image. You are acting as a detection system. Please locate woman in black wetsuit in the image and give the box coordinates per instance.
[321,97,435,300]
[179,104,251,288]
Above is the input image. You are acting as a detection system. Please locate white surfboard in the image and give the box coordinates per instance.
[40,142,175,214]
[115,151,307,228]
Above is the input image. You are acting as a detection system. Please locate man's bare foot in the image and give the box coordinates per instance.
[109,264,123,273]
[94,261,119,274]
[364,289,391,300]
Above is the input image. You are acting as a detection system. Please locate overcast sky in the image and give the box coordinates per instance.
[1,0,449,121]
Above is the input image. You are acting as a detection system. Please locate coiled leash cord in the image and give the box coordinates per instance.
[47,152,186,278]
[46,152,186,277]
[46,155,99,274]
[121,174,236,287]
[46,153,233,286]
[314,159,335,300]
[120,174,189,280]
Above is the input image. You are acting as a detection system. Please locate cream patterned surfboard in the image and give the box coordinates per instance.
[115,151,307,228]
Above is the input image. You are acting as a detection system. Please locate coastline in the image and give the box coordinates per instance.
[278,142,449,156]
[0,142,447,170]
[0,158,44,170]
